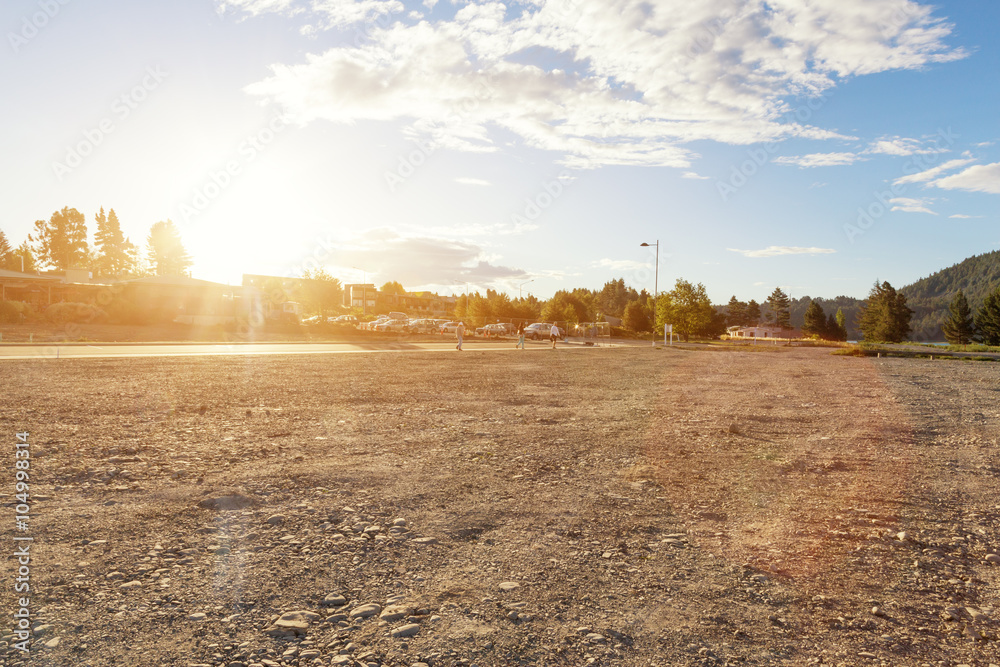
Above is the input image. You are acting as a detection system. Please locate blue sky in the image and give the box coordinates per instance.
[2,0,997,303]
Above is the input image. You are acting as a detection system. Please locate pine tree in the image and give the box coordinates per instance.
[94,207,137,277]
[941,290,976,344]
[147,220,192,276]
[726,296,747,327]
[746,300,761,326]
[802,300,826,337]
[30,207,89,270]
[975,287,1000,346]
[0,230,15,270]
[767,287,791,328]
[858,281,913,343]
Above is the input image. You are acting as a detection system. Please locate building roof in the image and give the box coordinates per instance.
[0,268,64,281]
[124,275,232,289]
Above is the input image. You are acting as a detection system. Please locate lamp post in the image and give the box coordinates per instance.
[640,240,659,347]
[519,279,534,300]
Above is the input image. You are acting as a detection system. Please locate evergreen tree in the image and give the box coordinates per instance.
[726,296,747,327]
[597,278,637,318]
[622,300,651,332]
[858,281,913,343]
[0,230,15,270]
[30,206,89,270]
[975,287,1000,346]
[146,220,192,276]
[767,287,791,328]
[835,307,846,332]
[941,290,976,344]
[825,312,839,340]
[94,207,137,277]
[802,300,826,337]
[745,299,762,326]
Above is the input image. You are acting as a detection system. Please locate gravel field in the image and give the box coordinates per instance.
[1,346,999,666]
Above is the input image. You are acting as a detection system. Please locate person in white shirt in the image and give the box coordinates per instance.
[550,323,560,349]
[456,322,465,351]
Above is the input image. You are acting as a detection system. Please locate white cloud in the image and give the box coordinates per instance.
[330,227,527,289]
[727,246,836,258]
[948,214,981,219]
[774,152,860,167]
[455,177,491,186]
[931,162,1000,194]
[892,157,976,186]
[888,197,936,214]
[865,136,949,156]
[235,0,964,168]
[682,171,710,180]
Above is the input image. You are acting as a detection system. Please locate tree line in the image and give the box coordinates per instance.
[0,206,192,277]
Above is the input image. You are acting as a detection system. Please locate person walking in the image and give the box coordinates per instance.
[516,321,526,349]
[550,322,560,349]
[456,321,465,351]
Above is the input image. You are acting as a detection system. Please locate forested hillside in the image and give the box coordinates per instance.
[901,250,1000,342]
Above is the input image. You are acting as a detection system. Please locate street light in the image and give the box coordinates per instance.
[640,240,659,347]
[519,279,534,299]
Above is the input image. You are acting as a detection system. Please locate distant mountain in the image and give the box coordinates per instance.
[900,249,1000,342]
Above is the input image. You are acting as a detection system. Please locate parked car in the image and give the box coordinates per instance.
[439,321,462,335]
[524,322,564,340]
[374,318,409,332]
[476,323,509,337]
[408,318,440,333]
[331,314,358,325]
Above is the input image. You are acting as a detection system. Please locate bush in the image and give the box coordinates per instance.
[0,301,35,323]
[45,302,108,325]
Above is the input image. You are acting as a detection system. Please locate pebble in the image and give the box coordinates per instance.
[322,593,348,607]
[411,537,438,546]
[43,637,60,649]
[188,613,207,621]
[266,514,286,526]
[350,604,382,619]
[119,581,143,590]
[391,623,420,638]
[380,605,412,622]
[985,554,1000,565]
[498,582,520,591]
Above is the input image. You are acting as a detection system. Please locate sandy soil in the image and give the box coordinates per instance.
[1,346,998,666]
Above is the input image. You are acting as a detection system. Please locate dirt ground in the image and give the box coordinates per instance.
[1,345,999,667]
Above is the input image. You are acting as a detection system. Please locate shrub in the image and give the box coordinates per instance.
[0,301,35,323]
[45,302,108,325]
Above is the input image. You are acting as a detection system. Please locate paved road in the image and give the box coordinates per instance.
[0,340,597,360]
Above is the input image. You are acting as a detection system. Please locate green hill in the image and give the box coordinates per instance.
[900,250,1000,342]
